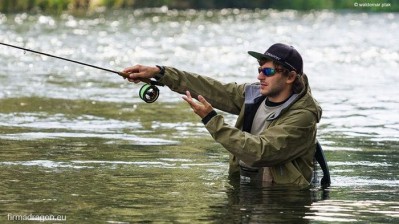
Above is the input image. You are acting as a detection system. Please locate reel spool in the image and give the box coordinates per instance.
[139,84,160,103]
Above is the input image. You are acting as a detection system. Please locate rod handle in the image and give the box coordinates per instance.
[117,72,164,86]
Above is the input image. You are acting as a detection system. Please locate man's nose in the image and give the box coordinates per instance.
[257,72,265,80]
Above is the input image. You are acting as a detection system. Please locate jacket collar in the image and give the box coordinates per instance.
[243,74,320,130]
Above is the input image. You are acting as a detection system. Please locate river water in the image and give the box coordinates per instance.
[0,9,398,223]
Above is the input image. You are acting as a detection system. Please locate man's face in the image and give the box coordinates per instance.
[257,61,288,99]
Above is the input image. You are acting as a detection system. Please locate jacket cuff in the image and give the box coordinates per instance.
[201,110,217,125]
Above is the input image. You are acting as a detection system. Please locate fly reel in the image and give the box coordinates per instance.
[139,84,160,103]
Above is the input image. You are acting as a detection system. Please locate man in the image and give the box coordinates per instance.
[123,43,322,186]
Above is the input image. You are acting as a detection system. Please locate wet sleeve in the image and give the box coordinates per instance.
[159,66,245,115]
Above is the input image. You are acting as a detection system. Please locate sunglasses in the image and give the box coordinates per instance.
[258,67,286,77]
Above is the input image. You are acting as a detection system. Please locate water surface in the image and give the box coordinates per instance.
[0,9,398,223]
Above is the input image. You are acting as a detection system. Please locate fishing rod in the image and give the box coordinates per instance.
[0,42,163,103]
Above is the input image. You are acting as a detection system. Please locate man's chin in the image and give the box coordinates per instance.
[260,89,269,96]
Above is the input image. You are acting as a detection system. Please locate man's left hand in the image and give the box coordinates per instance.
[182,91,214,119]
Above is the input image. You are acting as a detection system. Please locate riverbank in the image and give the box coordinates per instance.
[0,0,397,14]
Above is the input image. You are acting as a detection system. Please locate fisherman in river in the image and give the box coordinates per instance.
[123,43,325,186]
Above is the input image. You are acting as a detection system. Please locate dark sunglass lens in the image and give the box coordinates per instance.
[258,67,276,77]
[264,68,275,76]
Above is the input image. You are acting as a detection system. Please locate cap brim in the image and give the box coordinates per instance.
[248,50,288,68]
[248,51,275,62]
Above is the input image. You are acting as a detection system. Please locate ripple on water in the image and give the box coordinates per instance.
[0,159,225,171]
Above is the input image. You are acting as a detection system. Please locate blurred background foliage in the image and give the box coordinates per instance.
[0,0,398,14]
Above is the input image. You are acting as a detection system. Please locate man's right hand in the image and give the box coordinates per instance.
[122,65,160,84]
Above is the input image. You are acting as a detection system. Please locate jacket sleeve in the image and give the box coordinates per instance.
[160,66,245,115]
[204,109,317,167]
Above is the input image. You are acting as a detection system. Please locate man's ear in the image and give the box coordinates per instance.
[286,71,297,84]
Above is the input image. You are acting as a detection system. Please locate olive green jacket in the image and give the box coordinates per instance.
[160,67,322,185]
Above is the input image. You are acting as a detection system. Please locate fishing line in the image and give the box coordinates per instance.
[0,42,163,103]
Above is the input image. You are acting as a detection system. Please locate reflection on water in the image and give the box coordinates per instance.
[307,197,399,223]
[0,9,398,223]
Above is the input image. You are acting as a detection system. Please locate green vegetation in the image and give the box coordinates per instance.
[0,0,398,13]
